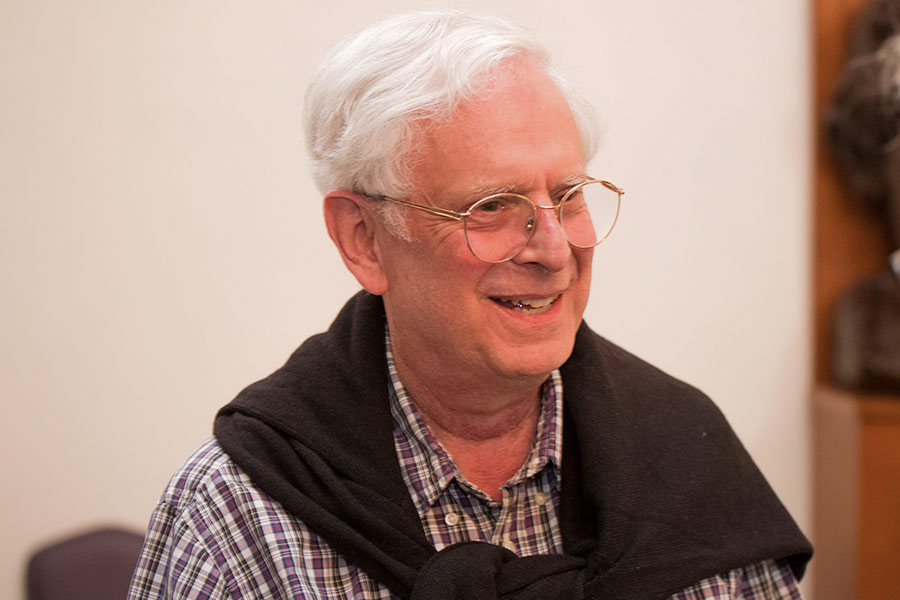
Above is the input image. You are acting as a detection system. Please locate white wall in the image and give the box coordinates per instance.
[0,1,812,597]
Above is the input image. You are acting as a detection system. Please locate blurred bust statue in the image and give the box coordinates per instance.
[826,0,900,392]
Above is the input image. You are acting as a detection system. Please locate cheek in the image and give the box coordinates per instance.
[577,248,594,276]
[572,250,594,305]
[384,241,486,308]
[379,217,500,307]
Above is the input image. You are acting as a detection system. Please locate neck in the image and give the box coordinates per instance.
[392,350,545,502]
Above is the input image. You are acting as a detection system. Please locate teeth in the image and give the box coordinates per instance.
[524,297,554,308]
[495,295,559,314]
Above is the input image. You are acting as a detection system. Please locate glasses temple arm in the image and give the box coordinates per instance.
[377,196,465,221]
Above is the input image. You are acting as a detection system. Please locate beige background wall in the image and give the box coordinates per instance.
[0,1,812,597]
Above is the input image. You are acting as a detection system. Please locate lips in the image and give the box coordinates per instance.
[492,294,560,314]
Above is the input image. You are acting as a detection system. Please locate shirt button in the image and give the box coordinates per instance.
[534,492,548,506]
[444,512,460,527]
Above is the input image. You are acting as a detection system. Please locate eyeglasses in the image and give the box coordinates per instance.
[376,179,624,263]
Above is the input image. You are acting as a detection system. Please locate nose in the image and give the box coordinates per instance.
[511,204,571,271]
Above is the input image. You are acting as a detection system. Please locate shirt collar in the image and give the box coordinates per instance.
[386,329,563,515]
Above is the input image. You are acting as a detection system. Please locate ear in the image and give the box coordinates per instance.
[323,191,389,295]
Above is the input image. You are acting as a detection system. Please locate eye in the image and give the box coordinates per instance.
[564,189,587,209]
[472,197,512,214]
[552,190,571,205]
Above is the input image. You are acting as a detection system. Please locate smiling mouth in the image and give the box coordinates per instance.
[491,294,560,315]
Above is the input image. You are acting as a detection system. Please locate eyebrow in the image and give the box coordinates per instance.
[467,174,592,199]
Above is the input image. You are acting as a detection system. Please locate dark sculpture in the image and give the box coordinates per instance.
[826,0,900,393]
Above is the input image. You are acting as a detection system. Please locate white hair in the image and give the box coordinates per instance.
[303,9,601,238]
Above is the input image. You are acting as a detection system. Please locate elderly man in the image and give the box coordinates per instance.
[128,10,811,600]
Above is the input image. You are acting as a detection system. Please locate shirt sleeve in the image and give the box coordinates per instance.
[669,559,802,599]
[127,501,232,600]
[126,438,397,599]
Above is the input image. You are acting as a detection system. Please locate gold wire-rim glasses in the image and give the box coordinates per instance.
[374,178,625,264]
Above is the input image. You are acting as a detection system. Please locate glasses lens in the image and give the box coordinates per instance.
[464,194,534,262]
[560,180,620,248]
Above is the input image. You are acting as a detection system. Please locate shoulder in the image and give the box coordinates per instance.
[153,437,304,559]
[671,559,802,599]
[131,439,307,598]
[150,436,283,543]
[564,325,726,428]
[158,437,255,512]
[156,437,237,504]
[133,438,397,600]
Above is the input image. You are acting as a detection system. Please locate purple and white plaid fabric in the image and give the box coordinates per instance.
[128,339,802,599]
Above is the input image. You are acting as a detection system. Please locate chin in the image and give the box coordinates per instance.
[493,337,577,380]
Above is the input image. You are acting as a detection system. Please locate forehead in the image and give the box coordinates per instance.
[409,59,585,198]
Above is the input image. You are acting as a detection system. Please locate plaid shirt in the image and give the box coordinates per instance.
[129,342,802,599]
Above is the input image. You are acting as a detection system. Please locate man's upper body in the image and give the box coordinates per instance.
[129,9,811,599]
[129,294,807,600]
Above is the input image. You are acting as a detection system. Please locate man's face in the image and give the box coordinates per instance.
[376,59,593,388]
